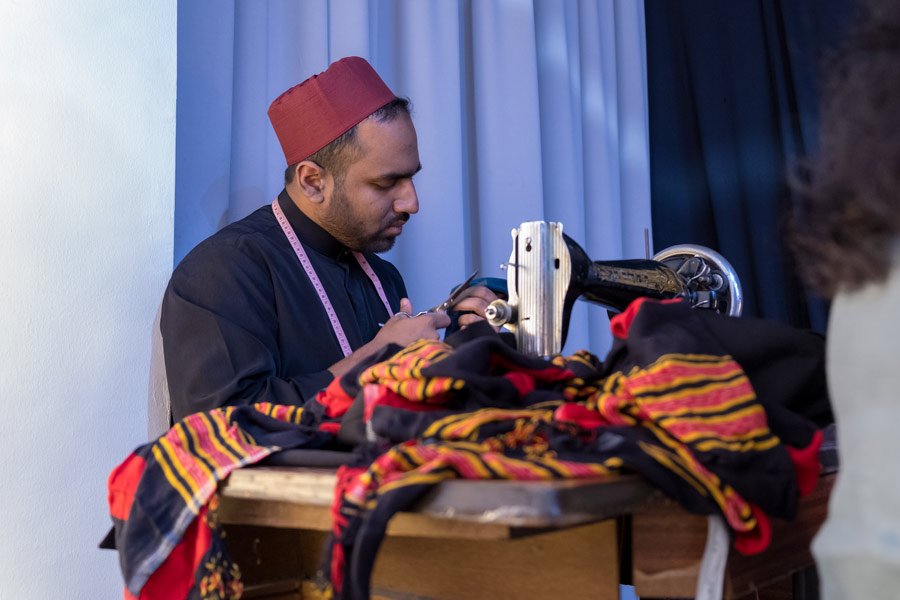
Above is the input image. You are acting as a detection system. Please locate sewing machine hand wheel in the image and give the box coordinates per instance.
[652,244,743,317]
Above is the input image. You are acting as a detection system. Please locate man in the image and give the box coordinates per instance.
[161,56,494,422]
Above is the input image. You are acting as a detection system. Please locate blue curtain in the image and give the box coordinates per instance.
[645,0,856,331]
[175,0,652,357]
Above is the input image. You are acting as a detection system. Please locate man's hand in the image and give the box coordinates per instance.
[376,298,451,345]
[448,285,501,329]
[328,298,449,380]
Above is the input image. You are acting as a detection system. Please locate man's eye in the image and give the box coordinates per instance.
[374,180,396,190]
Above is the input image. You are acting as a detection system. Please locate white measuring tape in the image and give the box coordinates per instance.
[272,198,394,357]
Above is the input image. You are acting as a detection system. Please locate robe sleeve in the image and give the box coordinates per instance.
[160,243,334,422]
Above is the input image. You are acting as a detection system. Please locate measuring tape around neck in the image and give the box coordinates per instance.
[272,198,394,357]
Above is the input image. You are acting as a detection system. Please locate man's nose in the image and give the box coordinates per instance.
[394,180,418,215]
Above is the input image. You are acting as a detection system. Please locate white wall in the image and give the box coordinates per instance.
[0,1,176,598]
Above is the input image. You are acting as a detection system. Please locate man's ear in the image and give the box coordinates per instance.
[296,161,329,203]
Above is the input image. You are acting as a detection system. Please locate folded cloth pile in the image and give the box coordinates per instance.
[107,298,830,600]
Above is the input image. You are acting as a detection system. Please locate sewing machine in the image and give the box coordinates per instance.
[484,221,743,357]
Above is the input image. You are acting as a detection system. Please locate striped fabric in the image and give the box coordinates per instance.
[108,402,328,598]
[322,338,818,599]
[108,298,826,600]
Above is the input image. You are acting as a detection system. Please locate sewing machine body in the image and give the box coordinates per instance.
[485,221,742,358]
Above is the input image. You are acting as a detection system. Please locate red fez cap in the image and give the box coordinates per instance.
[268,56,397,165]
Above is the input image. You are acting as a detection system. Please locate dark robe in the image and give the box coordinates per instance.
[161,189,407,422]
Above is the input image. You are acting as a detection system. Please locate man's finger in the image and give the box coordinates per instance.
[458,313,485,327]
[427,311,451,329]
[452,296,490,315]
[448,286,498,313]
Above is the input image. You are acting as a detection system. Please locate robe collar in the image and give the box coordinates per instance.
[277,188,349,260]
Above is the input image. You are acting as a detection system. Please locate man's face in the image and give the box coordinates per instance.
[319,113,421,253]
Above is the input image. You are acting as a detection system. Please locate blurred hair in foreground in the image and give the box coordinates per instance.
[791,0,900,297]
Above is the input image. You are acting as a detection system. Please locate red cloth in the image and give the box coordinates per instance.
[268,56,397,165]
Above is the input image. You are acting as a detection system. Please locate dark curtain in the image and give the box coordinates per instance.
[645,0,857,331]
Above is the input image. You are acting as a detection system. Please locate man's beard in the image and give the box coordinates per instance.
[320,184,408,254]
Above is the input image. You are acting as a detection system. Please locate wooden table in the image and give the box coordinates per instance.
[216,466,833,600]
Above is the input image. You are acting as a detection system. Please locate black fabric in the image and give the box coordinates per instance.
[335,392,369,448]
[99,526,116,550]
[602,301,832,434]
[370,305,827,506]
[645,0,856,330]
[693,310,831,430]
[319,302,829,598]
[258,448,357,468]
[161,189,408,422]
